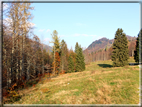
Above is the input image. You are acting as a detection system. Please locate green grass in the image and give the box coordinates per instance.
[6,57,140,104]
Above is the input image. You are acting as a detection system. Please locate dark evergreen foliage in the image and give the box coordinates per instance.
[75,43,85,72]
[60,40,68,73]
[134,29,142,63]
[67,54,74,73]
[75,42,79,54]
[111,28,129,67]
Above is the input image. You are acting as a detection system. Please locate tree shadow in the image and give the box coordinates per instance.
[98,64,113,68]
[129,63,140,66]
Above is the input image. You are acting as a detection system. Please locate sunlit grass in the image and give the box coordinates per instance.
[10,57,139,104]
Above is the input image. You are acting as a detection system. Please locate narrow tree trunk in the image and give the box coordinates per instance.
[42,45,44,76]
[53,47,55,75]
[132,49,134,57]
[22,32,25,82]
[26,60,30,81]
[11,26,15,85]
[20,36,22,81]
[4,49,9,89]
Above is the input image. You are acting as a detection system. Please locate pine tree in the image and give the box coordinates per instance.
[75,43,85,72]
[75,44,81,72]
[111,28,129,67]
[75,42,79,54]
[79,46,85,71]
[67,54,74,73]
[69,48,76,72]
[60,40,68,73]
[134,29,142,63]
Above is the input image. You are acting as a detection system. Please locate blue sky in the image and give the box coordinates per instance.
[30,3,140,50]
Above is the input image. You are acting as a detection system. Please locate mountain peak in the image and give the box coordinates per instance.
[99,37,108,41]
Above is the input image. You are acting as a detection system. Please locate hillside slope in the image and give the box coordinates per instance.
[10,57,139,104]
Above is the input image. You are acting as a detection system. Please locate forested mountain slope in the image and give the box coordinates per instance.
[87,36,136,53]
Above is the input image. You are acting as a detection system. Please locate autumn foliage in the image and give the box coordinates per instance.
[52,52,60,75]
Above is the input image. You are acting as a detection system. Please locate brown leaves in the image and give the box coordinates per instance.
[52,52,61,75]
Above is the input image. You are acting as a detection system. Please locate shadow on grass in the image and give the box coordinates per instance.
[98,64,113,68]
[129,63,140,66]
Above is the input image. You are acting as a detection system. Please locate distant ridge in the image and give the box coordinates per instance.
[86,35,136,53]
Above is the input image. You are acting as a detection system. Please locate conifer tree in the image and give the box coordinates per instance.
[67,54,74,73]
[75,43,85,72]
[69,48,76,72]
[111,28,129,67]
[75,42,79,54]
[75,44,81,72]
[60,40,68,73]
[50,30,61,75]
[79,46,85,71]
[134,29,142,63]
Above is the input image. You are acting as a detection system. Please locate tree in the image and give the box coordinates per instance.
[75,42,79,54]
[75,43,85,72]
[54,52,60,75]
[75,44,81,72]
[67,54,74,73]
[111,28,129,67]
[134,29,142,63]
[60,40,68,73]
[69,48,76,72]
[50,30,61,75]
[80,47,85,71]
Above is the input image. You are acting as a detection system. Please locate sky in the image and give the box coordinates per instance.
[4,2,140,50]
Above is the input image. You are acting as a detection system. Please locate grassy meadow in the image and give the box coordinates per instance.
[6,57,140,104]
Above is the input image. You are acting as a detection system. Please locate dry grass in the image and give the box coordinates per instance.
[10,57,139,104]
[51,89,78,100]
